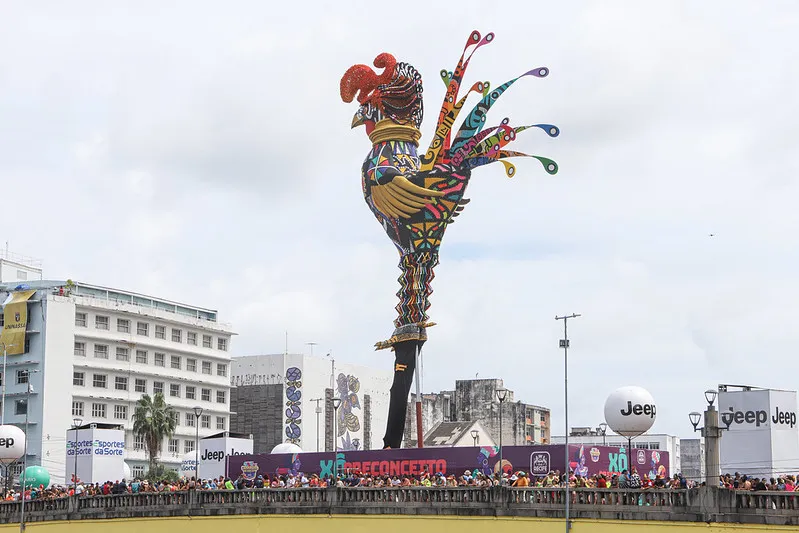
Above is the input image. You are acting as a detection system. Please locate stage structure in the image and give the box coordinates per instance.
[341,31,559,448]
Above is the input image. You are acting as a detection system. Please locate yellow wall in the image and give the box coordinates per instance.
[2,515,795,533]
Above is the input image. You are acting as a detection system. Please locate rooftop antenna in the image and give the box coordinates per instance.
[285,331,288,355]
[306,342,318,357]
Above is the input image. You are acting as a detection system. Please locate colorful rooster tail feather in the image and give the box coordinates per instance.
[419,30,495,171]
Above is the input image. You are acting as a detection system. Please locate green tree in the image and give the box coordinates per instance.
[132,393,177,472]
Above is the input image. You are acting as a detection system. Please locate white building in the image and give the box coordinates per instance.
[718,384,799,478]
[230,354,393,453]
[551,431,681,477]
[0,250,43,283]
[0,279,234,483]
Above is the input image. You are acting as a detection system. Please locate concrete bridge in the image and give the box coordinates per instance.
[0,487,797,532]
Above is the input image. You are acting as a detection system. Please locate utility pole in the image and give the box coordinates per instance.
[310,398,324,452]
[555,313,581,533]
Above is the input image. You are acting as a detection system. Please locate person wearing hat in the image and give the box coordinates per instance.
[514,471,529,487]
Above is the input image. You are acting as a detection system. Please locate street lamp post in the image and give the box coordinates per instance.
[495,388,507,482]
[471,429,479,447]
[20,370,38,533]
[193,407,203,479]
[689,389,730,489]
[331,398,341,482]
[555,313,581,533]
[598,423,608,446]
[72,417,82,493]
[310,398,324,452]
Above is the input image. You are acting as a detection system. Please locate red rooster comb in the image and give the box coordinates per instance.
[340,53,397,104]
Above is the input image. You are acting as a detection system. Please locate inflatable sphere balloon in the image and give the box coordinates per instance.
[0,425,25,465]
[270,442,302,454]
[604,386,657,437]
[22,466,50,489]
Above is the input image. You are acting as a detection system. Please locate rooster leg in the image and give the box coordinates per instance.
[383,338,424,449]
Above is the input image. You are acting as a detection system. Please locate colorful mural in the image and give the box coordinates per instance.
[336,372,362,451]
[284,367,302,444]
[228,445,671,480]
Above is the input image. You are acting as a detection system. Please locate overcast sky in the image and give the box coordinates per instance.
[2,1,797,441]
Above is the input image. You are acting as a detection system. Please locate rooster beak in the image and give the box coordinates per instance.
[351,113,365,129]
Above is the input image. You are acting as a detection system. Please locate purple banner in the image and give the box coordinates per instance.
[227,444,669,480]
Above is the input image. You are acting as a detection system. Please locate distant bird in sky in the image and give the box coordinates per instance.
[709,233,716,237]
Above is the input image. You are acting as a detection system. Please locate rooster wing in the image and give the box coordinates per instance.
[370,175,444,219]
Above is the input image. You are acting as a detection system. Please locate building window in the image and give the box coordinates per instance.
[17,370,29,384]
[154,353,165,367]
[216,364,227,377]
[201,414,211,429]
[72,401,84,417]
[168,439,179,454]
[75,312,87,327]
[132,465,145,478]
[216,390,226,404]
[217,338,228,351]
[16,270,27,280]
[155,325,165,339]
[94,344,109,359]
[93,374,107,388]
[114,405,128,420]
[187,332,197,346]
[116,347,129,362]
[95,315,109,330]
[202,335,212,348]
[169,384,180,397]
[170,355,181,370]
[74,342,86,356]
[15,400,27,415]
[186,386,196,400]
[136,350,148,364]
[201,388,211,402]
[201,361,212,375]
[153,381,164,395]
[185,413,196,427]
[134,378,146,393]
[184,440,195,453]
[73,372,85,386]
[137,322,149,336]
[115,376,128,391]
[117,319,130,333]
[133,435,145,451]
[216,416,226,431]
[186,358,197,372]
[91,403,107,418]
[171,411,179,427]
[171,329,182,343]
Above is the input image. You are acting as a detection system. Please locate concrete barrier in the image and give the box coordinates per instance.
[0,487,797,526]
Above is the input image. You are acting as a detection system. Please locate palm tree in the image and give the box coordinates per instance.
[132,393,177,472]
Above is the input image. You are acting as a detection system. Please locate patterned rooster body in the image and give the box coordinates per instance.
[341,31,558,448]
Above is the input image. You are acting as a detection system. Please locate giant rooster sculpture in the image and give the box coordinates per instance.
[341,31,559,449]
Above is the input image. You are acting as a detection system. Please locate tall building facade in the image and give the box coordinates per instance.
[404,379,551,447]
[0,280,234,483]
[229,354,392,453]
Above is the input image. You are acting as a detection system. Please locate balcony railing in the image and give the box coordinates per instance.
[0,487,796,525]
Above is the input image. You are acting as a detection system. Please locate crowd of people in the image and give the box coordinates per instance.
[2,467,798,503]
